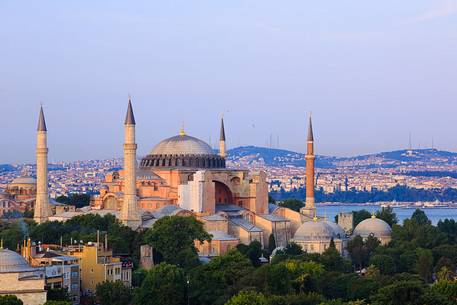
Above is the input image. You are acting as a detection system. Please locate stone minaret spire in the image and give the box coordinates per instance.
[34,106,51,223]
[120,99,141,229]
[219,117,226,158]
[301,115,316,217]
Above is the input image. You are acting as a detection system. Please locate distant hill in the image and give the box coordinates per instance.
[0,164,16,173]
[227,146,337,168]
[227,146,457,169]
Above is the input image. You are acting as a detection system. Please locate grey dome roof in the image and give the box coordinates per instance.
[293,220,344,241]
[150,135,214,156]
[353,217,392,238]
[0,249,37,273]
[11,176,37,185]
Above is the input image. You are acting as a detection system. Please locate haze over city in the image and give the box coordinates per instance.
[1,1,457,163]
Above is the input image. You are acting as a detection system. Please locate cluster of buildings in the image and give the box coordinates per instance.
[0,236,132,305]
[0,101,393,305]
[266,165,457,195]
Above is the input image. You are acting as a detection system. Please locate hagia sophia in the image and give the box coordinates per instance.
[3,100,392,257]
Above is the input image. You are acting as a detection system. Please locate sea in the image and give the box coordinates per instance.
[315,204,457,225]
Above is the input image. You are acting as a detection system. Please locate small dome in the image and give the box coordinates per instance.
[353,217,392,238]
[150,135,214,156]
[0,249,37,273]
[326,221,347,239]
[293,220,344,241]
[11,176,36,185]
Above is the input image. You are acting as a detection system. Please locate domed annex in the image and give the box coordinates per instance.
[0,248,37,273]
[0,247,47,305]
[292,220,347,254]
[352,216,392,245]
[140,130,225,169]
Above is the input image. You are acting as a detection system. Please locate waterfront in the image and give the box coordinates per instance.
[316,204,457,225]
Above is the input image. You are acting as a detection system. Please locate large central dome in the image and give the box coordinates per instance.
[150,135,214,155]
[140,132,226,169]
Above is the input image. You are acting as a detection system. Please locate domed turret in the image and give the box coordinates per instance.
[352,216,392,245]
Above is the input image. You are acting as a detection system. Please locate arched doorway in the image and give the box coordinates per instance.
[103,196,119,210]
[214,181,233,205]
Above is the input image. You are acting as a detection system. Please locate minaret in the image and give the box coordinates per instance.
[120,99,141,229]
[219,117,226,158]
[301,115,316,217]
[34,106,51,223]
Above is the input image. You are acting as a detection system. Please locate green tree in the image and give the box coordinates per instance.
[96,281,132,305]
[0,222,25,250]
[375,207,398,226]
[353,210,371,227]
[372,280,425,305]
[430,280,457,304]
[410,209,430,226]
[134,263,186,305]
[44,301,72,305]
[237,241,263,267]
[190,250,255,305]
[266,263,293,295]
[46,288,71,302]
[415,248,433,283]
[0,296,23,305]
[143,216,211,268]
[347,236,367,270]
[320,239,348,272]
[278,199,303,212]
[369,254,395,275]
[225,290,268,305]
[268,234,277,255]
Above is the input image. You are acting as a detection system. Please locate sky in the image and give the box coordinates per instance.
[1,1,457,163]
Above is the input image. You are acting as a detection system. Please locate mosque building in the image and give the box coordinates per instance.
[29,100,391,256]
[0,176,37,216]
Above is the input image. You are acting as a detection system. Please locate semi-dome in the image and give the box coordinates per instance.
[140,132,225,169]
[150,135,214,156]
[11,176,36,185]
[353,216,392,238]
[293,220,344,241]
[0,248,37,273]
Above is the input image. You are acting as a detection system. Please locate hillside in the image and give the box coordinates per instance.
[227,146,457,169]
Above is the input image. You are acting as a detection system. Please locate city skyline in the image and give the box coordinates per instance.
[1,1,457,162]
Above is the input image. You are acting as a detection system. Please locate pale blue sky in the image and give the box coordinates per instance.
[1,1,457,163]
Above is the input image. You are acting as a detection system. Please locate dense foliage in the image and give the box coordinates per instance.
[0,214,141,262]
[96,281,132,305]
[55,193,91,208]
[2,208,457,305]
[0,295,22,305]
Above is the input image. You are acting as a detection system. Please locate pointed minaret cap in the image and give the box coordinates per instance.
[307,115,314,142]
[37,106,47,131]
[220,117,226,141]
[124,98,136,125]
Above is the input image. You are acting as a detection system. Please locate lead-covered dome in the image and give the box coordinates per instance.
[353,216,392,239]
[0,249,37,273]
[150,135,214,155]
[293,220,344,242]
[11,176,36,185]
[140,132,225,169]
